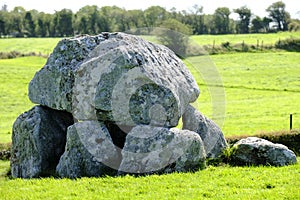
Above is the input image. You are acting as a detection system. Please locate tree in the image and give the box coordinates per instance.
[266,1,290,31]
[288,19,300,31]
[234,6,252,33]
[156,18,192,57]
[24,11,36,36]
[53,9,73,37]
[213,7,231,34]
[186,4,205,35]
[10,6,26,37]
[0,5,8,36]
[144,6,168,27]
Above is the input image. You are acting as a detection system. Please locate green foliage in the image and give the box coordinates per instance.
[234,6,252,34]
[275,37,300,51]
[0,142,11,160]
[213,7,231,34]
[266,1,290,31]
[155,19,192,57]
[0,2,296,37]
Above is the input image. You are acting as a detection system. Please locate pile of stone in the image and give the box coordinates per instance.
[11,32,228,178]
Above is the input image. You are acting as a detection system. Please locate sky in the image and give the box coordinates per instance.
[1,0,299,19]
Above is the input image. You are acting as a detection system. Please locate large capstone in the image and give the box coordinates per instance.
[71,33,200,127]
[56,121,121,178]
[11,106,73,178]
[231,137,297,166]
[118,125,206,175]
[182,104,227,159]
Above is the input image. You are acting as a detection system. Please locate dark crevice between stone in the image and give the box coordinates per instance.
[39,106,74,177]
[104,122,130,150]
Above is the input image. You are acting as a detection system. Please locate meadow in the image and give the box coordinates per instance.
[0,158,299,199]
[0,34,299,199]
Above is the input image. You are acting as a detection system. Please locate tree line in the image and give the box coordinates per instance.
[0,1,299,37]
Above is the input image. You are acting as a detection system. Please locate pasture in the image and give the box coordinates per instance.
[0,159,299,199]
[0,34,299,199]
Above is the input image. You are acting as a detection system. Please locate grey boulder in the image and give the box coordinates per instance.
[231,137,297,166]
[118,125,206,175]
[11,106,73,178]
[182,104,227,159]
[56,121,121,178]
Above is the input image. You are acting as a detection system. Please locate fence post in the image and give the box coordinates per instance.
[290,113,293,130]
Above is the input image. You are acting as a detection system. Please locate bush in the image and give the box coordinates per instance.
[0,143,11,160]
[275,38,300,51]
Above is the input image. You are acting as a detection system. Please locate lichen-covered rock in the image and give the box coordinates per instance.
[11,106,73,178]
[182,105,227,159]
[231,137,297,166]
[72,33,200,127]
[56,121,121,178]
[118,125,206,175]
[28,34,110,112]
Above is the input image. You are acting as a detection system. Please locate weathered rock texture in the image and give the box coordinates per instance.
[56,121,120,178]
[182,104,227,158]
[231,137,297,166]
[118,125,206,175]
[11,106,73,178]
[12,32,230,178]
[29,34,110,112]
[72,33,200,127]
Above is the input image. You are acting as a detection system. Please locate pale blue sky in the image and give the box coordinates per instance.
[1,0,299,19]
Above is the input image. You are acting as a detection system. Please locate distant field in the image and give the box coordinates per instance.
[0,32,299,56]
[191,32,300,46]
[0,38,60,55]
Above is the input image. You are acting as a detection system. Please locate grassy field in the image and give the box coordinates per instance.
[0,57,46,143]
[187,52,300,135]
[191,32,300,46]
[0,35,299,199]
[0,159,300,199]
[0,38,60,55]
[0,32,299,55]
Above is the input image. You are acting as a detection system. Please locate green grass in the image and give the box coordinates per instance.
[0,38,60,55]
[0,159,299,199]
[186,52,300,135]
[0,35,299,200]
[0,57,44,143]
[191,32,300,46]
